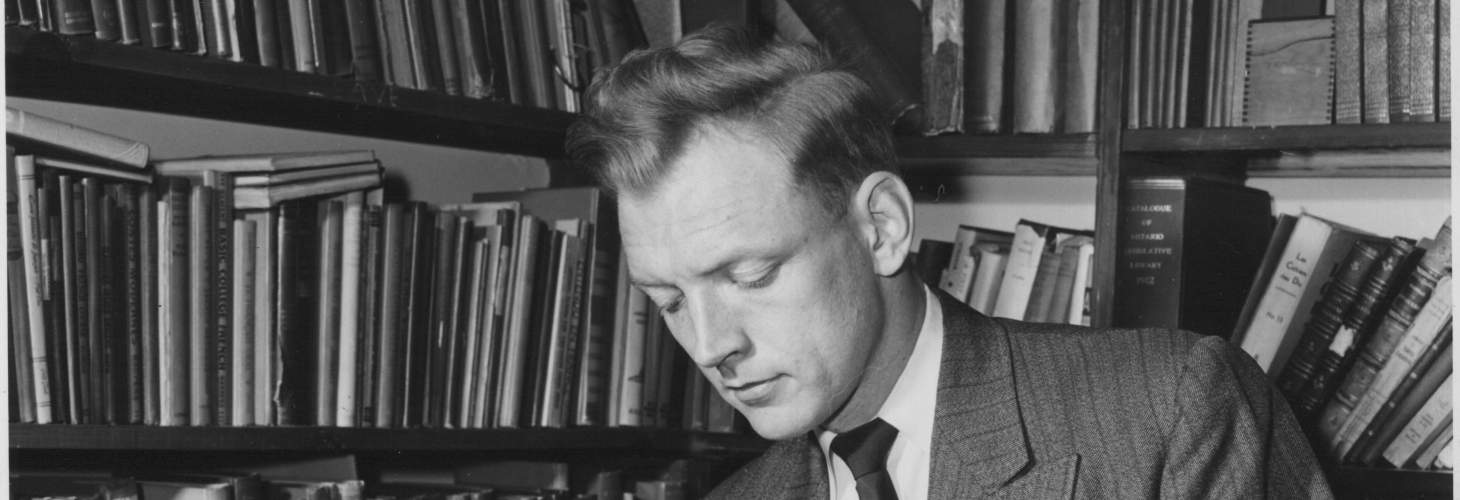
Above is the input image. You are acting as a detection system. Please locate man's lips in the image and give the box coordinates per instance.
[725,375,784,405]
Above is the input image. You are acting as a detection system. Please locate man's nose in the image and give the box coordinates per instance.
[683,290,750,369]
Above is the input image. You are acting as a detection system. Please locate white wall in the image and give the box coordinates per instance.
[6,97,551,204]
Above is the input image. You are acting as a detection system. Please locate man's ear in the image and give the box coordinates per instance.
[851,171,915,277]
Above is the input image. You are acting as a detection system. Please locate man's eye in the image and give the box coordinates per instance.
[737,265,780,289]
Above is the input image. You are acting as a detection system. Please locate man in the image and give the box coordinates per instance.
[566,26,1331,499]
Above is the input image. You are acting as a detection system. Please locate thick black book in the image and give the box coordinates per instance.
[1112,177,1274,338]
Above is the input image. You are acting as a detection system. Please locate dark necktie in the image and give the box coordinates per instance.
[829,418,900,500]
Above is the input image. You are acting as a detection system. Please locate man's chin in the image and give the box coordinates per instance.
[742,409,818,441]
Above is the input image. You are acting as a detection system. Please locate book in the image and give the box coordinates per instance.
[9,157,39,423]
[231,172,381,209]
[6,107,150,168]
[13,155,55,423]
[231,218,257,426]
[334,191,365,427]
[967,246,1007,315]
[1236,213,1381,374]
[1439,0,1451,122]
[1333,0,1362,123]
[1387,0,1412,122]
[1349,340,1452,465]
[614,287,650,426]
[993,220,1088,320]
[1274,239,1387,398]
[429,0,461,95]
[153,150,375,174]
[1413,422,1453,469]
[1362,0,1391,123]
[1060,0,1099,133]
[513,0,555,109]
[963,0,1006,133]
[376,0,415,88]
[1243,17,1335,126]
[920,0,964,135]
[1315,218,1451,448]
[157,177,190,426]
[341,0,381,82]
[1011,0,1058,133]
[1407,0,1438,122]
[449,0,490,99]
[937,225,1013,303]
[1047,235,1093,325]
[188,176,217,427]
[1113,177,1273,337]
[1289,237,1419,419]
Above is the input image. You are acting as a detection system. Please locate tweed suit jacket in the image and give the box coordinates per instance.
[704,290,1333,499]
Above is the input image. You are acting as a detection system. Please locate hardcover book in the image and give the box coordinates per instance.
[1243,17,1335,126]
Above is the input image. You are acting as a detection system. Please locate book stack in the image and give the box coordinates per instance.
[1127,0,1450,128]
[1233,213,1453,471]
[6,108,740,435]
[919,0,1100,135]
[929,219,1094,325]
[5,0,653,111]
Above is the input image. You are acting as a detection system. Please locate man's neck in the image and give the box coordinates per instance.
[821,273,927,433]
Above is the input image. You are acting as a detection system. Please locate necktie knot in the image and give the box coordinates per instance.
[830,418,899,480]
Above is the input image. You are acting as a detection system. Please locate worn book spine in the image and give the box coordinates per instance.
[373,204,404,428]
[921,0,965,135]
[231,0,260,64]
[285,0,314,72]
[187,177,215,426]
[1438,0,1450,121]
[1317,262,1445,441]
[158,178,189,426]
[404,0,441,91]
[77,179,98,424]
[1277,240,1383,399]
[253,0,279,66]
[14,155,54,423]
[450,0,490,98]
[246,210,275,426]
[1114,179,1186,329]
[230,219,256,426]
[965,0,1006,133]
[1408,0,1437,122]
[1388,0,1412,121]
[1011,0,1058,133]
[115,0,139,43]
[1061,0,1099,132]
[356,190,383,427]
[1334,0,1362,123]
[512,0,553,108]
[429,0,461,95]
[1292,237,1418,419]
[211,173,233,426]
[374,0,412,88]
[119,184,144,424]
[1348,334,1452,465]
[1382,333,1454,466]
[616,287,649,427]
[9,159,39,424]
[1362,0,1392,123]
[313,198,343,426]
[333,192,364,427]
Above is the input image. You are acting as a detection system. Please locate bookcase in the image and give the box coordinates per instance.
[7,0,1452,498]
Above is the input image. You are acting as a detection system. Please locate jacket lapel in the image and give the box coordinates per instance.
[928,290,1034,499]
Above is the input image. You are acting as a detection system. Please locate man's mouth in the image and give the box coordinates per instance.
[725,375,783,405]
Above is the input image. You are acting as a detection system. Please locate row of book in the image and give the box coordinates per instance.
[1125,0,1451,129]
[5,0,652,112]
[13,455,698,500]
[919,0,1099,135]
[6,107,740,433]
[1234,213,1453,470]
[918,219,1096,326]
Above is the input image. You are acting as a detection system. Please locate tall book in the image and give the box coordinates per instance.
[13,155,54,423]
[921,0,965,135]
[1114,177,1273,337]
[1235,213,1382,374]
[964,0,1006,133]
[967,247,1008,315]
[1060,0,1099,133]
[1333,0,1362,123]
[1407,0,1438,122]
[1387,0,1413,122]
[1316,218,1451,447]
[992,220,1089,320]
[1011,0,1058,133]
[1362,0,1392,123]
[334,191,365,427]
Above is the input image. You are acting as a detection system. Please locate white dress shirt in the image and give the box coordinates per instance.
[817,286,944,500]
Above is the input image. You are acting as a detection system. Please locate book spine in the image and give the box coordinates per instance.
[356,191,382,427]
[80,179,100,424]
[964,0,1005,132]
[1023,248,1061,322]
[14,156,54,424]
[187,177,214,426]
[920,0,965,135]
[1292,237,1417,419]
[1408,0,1438,121]
[55,0,95,35]
[248,209,276,426]
[403,0,440,91]
[341,0,380,81]
[512,0,553,107]
[1334,0,1362,123]
[139,188,157,425]
[429,0,460,95]
[253,0,279,66]
[575,224,616,427]
[120,184,143,424]
[231,0,260,64]
[373,204,403,428]
[334,192,363,427]
[450,0,490,98]
[1316,262,1444,442]
[1276,240,1382,399]
[1060,0,1098,132]
[1439,0,1450,121]
[1362,0,1392,123]
[1383,361,1454,465]
[1388,0,1412,121]
[376,0,414,88]
[616,287,648,426]
[286,0,314,72]
[1011,0,1058,133]
[314,198,343,426]
[1113,182,1186,329]
[992,222,1046,319]
[116,0,140,43]
[212,173,233,426]
[1349,337,1452,465]
[141,0,170,47]
[158,179,189,426]
[9,163,39,423]
[231,219,256,426]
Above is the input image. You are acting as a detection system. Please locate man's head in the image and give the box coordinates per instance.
[566,26,923,440]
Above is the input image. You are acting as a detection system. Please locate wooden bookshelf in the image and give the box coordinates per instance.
[897,133,1099,176]
[1121,123,1451,153]
[5,27,575,159]
[8,424,768,455]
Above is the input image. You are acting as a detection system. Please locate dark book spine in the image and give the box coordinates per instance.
[14,0,37,26]
[193,0,216,56]
[56,175,80,424]
[512,0,553,108]
[429,0,460,95]
[404,0,441,91]
[313,199,343,426]
[423,212,457,428]
[101,184,128,424]
[315,0,352,76]
[186,178,215,427]
[450,0,489,98]
[115,0,140,43]
[54,0,95,35]
[355,197,382,427]
[87,0,118,39]
[167,0,198,52]
[1387,0,1412,122]
[526,230,564,427]
[78,179,99,424]
[232,0,259,63]
[253,0,279,66]
[1277,240,1383,399]
[784,0,918,122]
[373,204,404,428]
[272,0,294,71]
[138,188,157,425]
[1113,181,1185,329]
[964,0,1006,133]
[140,0,170,47]
[1293,237,1419,418]
[1348,327,1453,464]
[920,0,962,134]
[487,0,523,103]
[212,174,234,426]
[341,0,381,81]
[401,203,436,428]
[274,200,318,426]
[575,225,616,426]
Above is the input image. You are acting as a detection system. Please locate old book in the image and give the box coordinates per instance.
[242,209,275,426]
[614,286,650,426]
[354,189,383,428]
[938,225,1014,303]
[1408,0,1438,122]
[1232,214,1298,341]
[1126,0,1144,127]
[332,192,364,427]
[428,0,460,95]
[545,0,580,111]
[1333,0,1362,123]
[1060,0,1099,132]
[482,0,523,102]
[154,150,374,174]
[9,157,39,423]
[1114,177,1273,337]
[7,107,150,169]
[1243,17,1335,126]
[230,218,256,426]
[271,0,295,70]
[1439,0,1450,121]
[272,200,319,426]
[1275,240,1386,398]
[30,157,150,184]
[285,0,314,71]
[1348,338,1451,465]
[921,0,965,135]
[1384,353,1454,466]
[13,155,54,423]
[993,220,1089,320]
[450,0,490,98]
[54,0,95,35]
[87,0,119,40]
[1023,245,1063,323]
[229,0,260,64]
[312,198,344,426]
[1316,218,1450,447]
[1363,0,1392,122]
[1011,0,1058,133]
[157,177,189,426]
[141,0,173,48]
[1291,237,1420,418]
[1237,214,1381,374]
[1413,422,1452,469]
[1387,0,1413,121]
[513,0,555,108]
[115,0,139,43]
[1048,235,1093,325]
[376,0,415,88]
[139,188,158,424]
[964,0,1006,133]
[187,175,216,426]
[968,247,1008,315]
[371,203,405,428]
[231,172,381,209]
[1328,277,1452,456]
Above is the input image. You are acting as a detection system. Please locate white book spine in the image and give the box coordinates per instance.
[1068,243,1096,325]
[993,224,1042,319]
[1382,375,1454,466]
[335,192,364,427]
[616,289,650,427]
[15,156,54,424]
[1238,216,1332,372]
[231,219,256,426]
